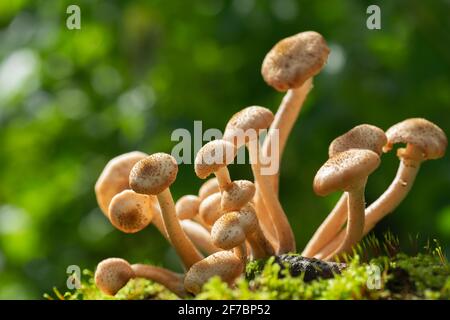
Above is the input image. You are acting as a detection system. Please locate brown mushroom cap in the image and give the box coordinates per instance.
[329,124,387,157]
[261,31,330,92]
[176,195,201,220]
[108,190,155,233]
[95,151,147,216]
[211,205,258,250]
[194,140,237,179]
[383,118,447,160]
[199,192,222,226]
[221,180,255,212]
[95,258,135,296]
[313,149,380,196]
[129,153,178,195]
[198,178,220,200]
[223,106,274,147]
[184,251,243,294]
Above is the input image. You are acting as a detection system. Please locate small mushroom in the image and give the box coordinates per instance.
[194,139,237,190]
[221,180,255,212]
[176,195,201,220]
[199,192,223,226]
[316,119,447,259]
[211,204,274,259]
[223,106,294,254]
[180,220,220,255]
[95,151,147,216]
[198,177,220,201]
[303,124,387,257]
[313,149,380,259]
[184,251,243,295]
[130,153,203,269]
[94,258,186,297]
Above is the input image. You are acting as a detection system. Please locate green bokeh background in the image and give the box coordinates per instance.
[0,0,449,299]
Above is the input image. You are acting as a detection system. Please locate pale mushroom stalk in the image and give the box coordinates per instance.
[215,167,233,190]
[131,264,187,298]
[181,220,220,255]
[130,153,203,270]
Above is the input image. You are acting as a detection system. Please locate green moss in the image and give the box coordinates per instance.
[50,237,450,300]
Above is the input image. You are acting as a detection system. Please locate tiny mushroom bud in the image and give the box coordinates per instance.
[176,195,201,220]
[211,204,274,259]
[95,151,147,216]
[199,192,223,226]
[316,119,447,260]
[313,149,380,259]
[223,106,295,254]
[198,177,220,200]
[95,258,135,296]
[221,180,255,212]
[303,124,387,257]
[184,251,243,295]
[130,153,203,269]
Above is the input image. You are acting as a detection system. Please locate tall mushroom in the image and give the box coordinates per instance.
[94,257,186,298]
[302,124,387,257]
[313,149,380,259]
[223,106,294,253]
[255,31,329,240]
[129,153,203,269]
[95,151,147,216]
[316,118,447,259]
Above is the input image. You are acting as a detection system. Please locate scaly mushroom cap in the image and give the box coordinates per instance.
[108,190,155,233]
[221,180,255,212]
[95,151,147,216]
[129,153,178,195]
[223,106,274,147]
[261,31,330,92]
[95,258,135,296]
[198,178,220,200]
[184,251,243,294]
[329,124,387,157]
[194,140,237,179]
[211,205,258,250]
[313,149,380,196]
[199,192,222,226]
[176,195,201,220]
[383,118,447,160]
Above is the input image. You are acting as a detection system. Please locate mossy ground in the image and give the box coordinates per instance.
[47,234,450,300]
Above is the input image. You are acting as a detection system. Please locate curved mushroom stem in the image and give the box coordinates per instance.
[131,264,187,298]
[254,80,313,243]
[248,142,296,254]
[316,145,423,259]
[247,225,275,259]
[302,193,348,257]
[234,243,248,265]
[157,189,203,269]
[181,220,220,255]
[215,167,233,190]
[324,179,366,260]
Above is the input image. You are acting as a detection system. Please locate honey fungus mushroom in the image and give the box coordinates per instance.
[95,151,147,216]
[316,118,447,259]
[313,149,380,259]
[130,153,203,269]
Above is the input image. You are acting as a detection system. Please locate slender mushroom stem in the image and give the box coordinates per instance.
[302,193,348,257]
[246,225,275,259]
[157,189,203,269]
[248,144,296,253]
[215,166,233,190]
[131,264,187,298]
[325,180,366,260]
[180,220,220,255]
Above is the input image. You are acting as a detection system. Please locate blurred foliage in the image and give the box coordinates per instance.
[0,0,449,299]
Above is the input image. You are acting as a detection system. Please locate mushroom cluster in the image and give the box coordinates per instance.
[92,31,448,297]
